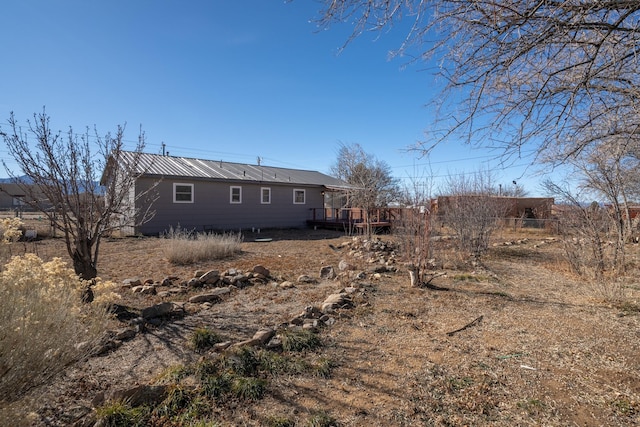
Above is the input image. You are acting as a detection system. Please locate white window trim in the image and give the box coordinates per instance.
[173,183,194,203]
[230,186,242,204]
[261,187,271,204]
[293,188,306,205]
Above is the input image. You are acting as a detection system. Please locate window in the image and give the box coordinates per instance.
[261,187,271,204]
[173,183,193,203]
[230,186,242,204]
[293,189,306,204]
[12,196,25,206]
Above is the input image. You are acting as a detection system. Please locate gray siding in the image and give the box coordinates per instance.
[135,177,324,235]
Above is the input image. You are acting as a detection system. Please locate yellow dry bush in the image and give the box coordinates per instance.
[91,277,122,306]
[0,217,23,244]
[0,254,109,401]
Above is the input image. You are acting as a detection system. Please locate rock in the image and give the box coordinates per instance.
[279,280,295,289]
[212,341,232,351]
[324,293,347,305]
[321,293,352,313]
[252,265,270,277]
[252,328,276,345]
[199,270,220,285]
[297,274,316,284]
[303,319,319,329]
[338,260,351,271]
[141,302,181,320]
[187,278,202,288]
[231,338,261,348]
[231,274,248,285]
[131,285,156,295]
[188,293,221,304]
[122,278,142,288]
[319,265,336,280]
[160,277,174,287]
[323,317,336,326]
[188,287,232,303]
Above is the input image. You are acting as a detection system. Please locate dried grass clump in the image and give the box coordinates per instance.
[0,254,108,400]
[163,228,243,265]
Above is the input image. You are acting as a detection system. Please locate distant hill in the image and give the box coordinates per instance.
[0,176,34,184]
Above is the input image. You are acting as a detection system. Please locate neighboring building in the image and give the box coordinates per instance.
[0,182,53,212]
[434,195,554,220]
[102,152,350,235]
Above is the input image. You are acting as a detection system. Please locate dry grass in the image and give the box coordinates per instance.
[162,228,243,265]
[1,227,640,426]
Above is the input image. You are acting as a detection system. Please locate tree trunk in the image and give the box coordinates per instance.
[408,264,419,287]
[73,238,97,280]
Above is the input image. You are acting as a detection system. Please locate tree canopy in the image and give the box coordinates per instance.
[315,1,640,165]
[0,110,157,279]
[331,142,401,210]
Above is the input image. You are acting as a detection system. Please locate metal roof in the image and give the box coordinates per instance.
[114,151,351,189]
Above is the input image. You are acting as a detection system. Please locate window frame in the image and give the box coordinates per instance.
[230,186,242,204]
[261,187,271,204]
[293,188,306,205]
[173,183,194,203]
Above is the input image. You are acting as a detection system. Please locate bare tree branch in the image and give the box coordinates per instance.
[0,109,158,279]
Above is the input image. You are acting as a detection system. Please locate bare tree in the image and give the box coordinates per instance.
[331,142,401,235]
[562,140,640,271]
[396,170,434,287]
[0,110,157,279]
[314,1,640,165]
[543,180,612,282]
[438,169,509,258]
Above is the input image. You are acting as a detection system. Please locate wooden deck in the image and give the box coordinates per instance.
[307,208,396,233]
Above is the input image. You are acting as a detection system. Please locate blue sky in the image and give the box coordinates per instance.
[0,0,553,196]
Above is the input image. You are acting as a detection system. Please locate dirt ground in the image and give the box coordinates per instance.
[3,227,640,426]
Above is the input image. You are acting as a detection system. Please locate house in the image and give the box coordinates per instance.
[102,151,350,235]
[0,181,53,212]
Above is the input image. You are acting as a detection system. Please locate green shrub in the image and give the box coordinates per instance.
[202,371,233,400]
[153,385,194,419]
[0,254,108,400]
[280,329,322,352]
[231,376,267,401]
[256,350,290,375]
[190,327,223,353]
[95,401,150,427]
[223,346,261,377]
[312,357,335,378]
[163,227,242,265]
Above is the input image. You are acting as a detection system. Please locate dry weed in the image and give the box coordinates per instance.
[0,254,109,400]
[163,228,243,265]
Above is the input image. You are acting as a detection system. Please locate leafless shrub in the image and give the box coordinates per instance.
[396,174,433,287]
[439,170,508,258]
[545,181,628,302]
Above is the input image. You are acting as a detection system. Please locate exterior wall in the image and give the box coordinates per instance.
[134,177,325,235]
[0,183,53,212]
